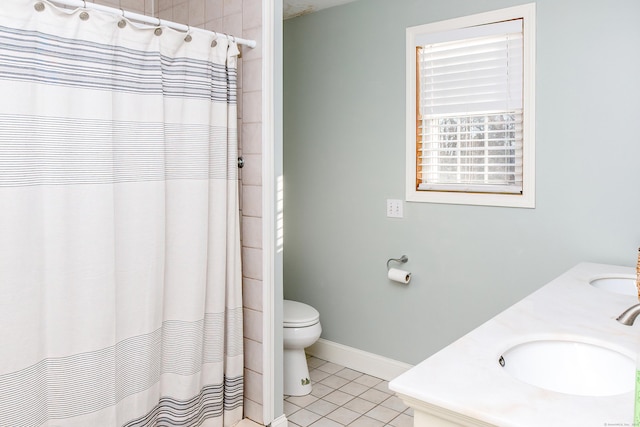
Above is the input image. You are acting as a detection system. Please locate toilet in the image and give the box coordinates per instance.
[283,299,322,396]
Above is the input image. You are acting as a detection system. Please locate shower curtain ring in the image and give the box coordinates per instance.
[117,8,127,28]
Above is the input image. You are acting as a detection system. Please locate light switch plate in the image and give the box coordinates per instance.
[387,199,403,218]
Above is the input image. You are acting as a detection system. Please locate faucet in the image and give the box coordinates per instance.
[616,303,640,325]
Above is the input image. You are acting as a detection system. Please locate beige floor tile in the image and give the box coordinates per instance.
[388,413,414,427]
[342,396,377,414]
[326,406,361,425]
[307,356,326,369]
[319,374,350,389]
[286,394,319,407]
[288,409,322,427]
[353,374,383,387]
[339,381,369,397]
[310,382,334,398]
[359,388,390,404]
[315,362,343,374]
[310,369,331,382]
[334,367,362,381]
[284,400,301,416]
[306,399,338,417]
[348,416,385,426]
[365,405,400,423]
[373,380,392,394]
[323,390,355,406]
[380,395,409,412]
[309,418,342,427]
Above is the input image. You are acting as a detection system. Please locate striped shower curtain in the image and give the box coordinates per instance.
[0,1,243,426]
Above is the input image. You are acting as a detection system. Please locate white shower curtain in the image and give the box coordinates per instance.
[0,1,243,426]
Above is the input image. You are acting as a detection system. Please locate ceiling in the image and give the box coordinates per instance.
[283,0,359,19]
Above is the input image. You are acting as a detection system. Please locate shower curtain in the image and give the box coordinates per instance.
[0,1,243,426]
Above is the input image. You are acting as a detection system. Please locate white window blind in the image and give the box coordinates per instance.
[416,19,524,194]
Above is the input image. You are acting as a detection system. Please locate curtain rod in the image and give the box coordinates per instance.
[46,0,257,48]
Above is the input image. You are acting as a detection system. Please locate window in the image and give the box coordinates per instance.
[406,4,535,208]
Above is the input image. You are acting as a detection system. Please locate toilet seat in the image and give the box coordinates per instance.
[283,300,319,328]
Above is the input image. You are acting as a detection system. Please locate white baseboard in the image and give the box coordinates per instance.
[306,338,413,381]
[268,414,288,427]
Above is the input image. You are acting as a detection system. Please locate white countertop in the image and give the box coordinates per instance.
[389,262,639,427]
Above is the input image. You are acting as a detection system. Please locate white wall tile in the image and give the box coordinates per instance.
[242,59,262,93]
[242,185,262,218]
[242,247,263,280]
[241,153,262,186]
[121,0,146,13]
[158,7,172,20]
[242,26,262,60]
[204,18,224,32]
[92,0,120,7]
[243,397,263,424]
[243,307,263,342]
[242,0,261,30]
[223,0,242,15]
[222,12,243,37]
[188,0,205,26]
[242,91,262,123]
[242,215,262,249]
[173,1,189,24]
[242,122,261,155]
[244,368,263,404]
[158,0,173,11]
[244,337,263,373]
[205,0,223,22]
[243,277,262,311]
[145,0,157,16]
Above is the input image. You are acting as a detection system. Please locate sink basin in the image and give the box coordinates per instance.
[590,275,637,296]
[500,339,635,396]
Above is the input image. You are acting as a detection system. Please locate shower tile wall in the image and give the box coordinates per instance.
[89,0,265,423]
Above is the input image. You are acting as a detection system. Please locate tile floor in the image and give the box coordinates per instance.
[284,357,413,427]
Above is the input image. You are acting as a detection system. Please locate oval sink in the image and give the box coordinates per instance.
[590,275,637,296]
[500,339,635,396]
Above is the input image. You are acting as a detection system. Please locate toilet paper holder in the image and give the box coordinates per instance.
[387,255,408,270]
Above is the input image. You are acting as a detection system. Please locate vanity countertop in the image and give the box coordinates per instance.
[389,262,639,427]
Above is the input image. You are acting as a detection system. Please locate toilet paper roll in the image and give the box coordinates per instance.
[388,268,411,284]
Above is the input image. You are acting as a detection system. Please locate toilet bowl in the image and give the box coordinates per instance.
[283,299,322,396]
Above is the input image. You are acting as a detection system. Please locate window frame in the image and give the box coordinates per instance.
[406,3,536,208]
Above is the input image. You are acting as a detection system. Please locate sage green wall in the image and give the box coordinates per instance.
[282,0,640,364]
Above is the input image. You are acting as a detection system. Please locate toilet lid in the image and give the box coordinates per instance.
[283,300,320,328]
